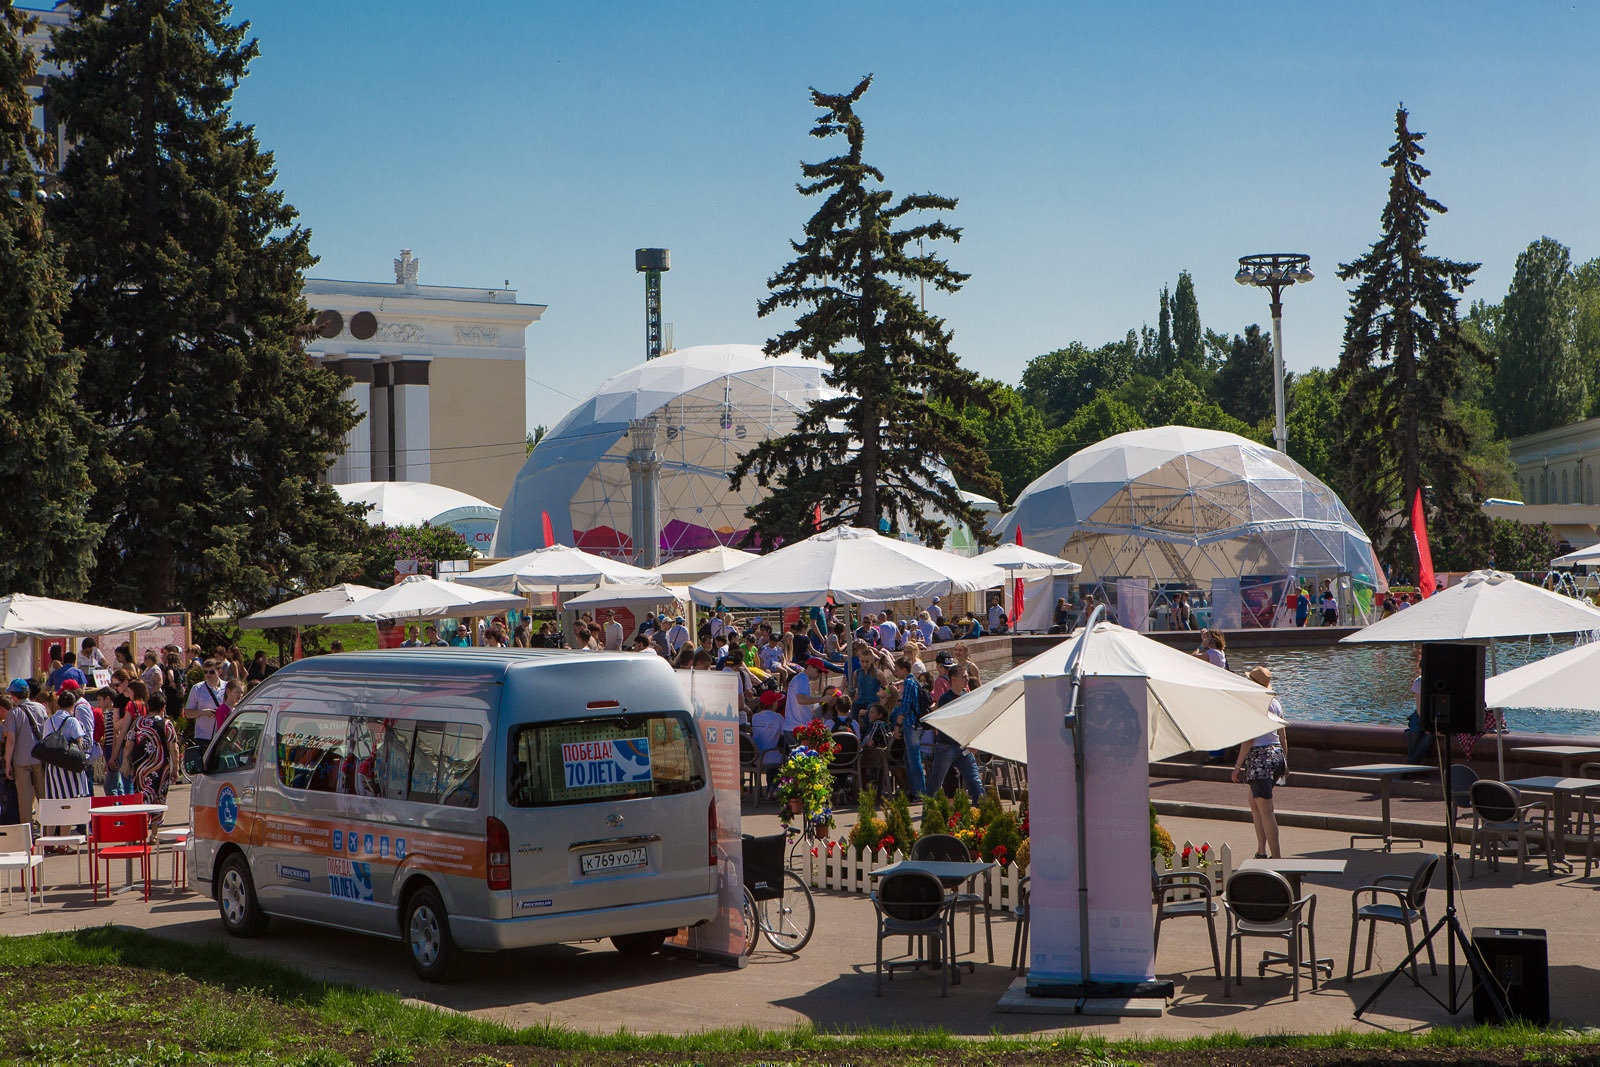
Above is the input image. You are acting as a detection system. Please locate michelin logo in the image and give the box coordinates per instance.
[275,863,311,883]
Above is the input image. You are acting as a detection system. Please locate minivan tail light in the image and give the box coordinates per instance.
[487,816,511,891]
[707,796,718,867]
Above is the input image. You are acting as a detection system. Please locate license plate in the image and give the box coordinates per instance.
[580,846,648,875]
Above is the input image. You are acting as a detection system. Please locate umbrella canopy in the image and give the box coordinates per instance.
[653,545,760,584]
[564,583,691,610]
[0,594,161,648]
[923,621,1283,763]
[238,584,384,630]
[319,575,526,623]
[1486,641,1600,712]
[1552,543,1600,568]
[687,526,1006,608]
[1340,569,1600,644]
[454,544,662,594]
[972,543,1083,577]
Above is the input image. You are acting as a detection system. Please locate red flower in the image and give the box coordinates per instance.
[1182,845,1193,856]
[810,847,818,857]
[1200,843,1210,854]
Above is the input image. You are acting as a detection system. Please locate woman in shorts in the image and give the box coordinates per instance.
[1232,665,1288,859]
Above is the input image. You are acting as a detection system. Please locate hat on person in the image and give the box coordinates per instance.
[759,690,784,708]
[805,656,830,672]
[935,652,955,667]
[6,678,28,694]
[59,678,81,691]
[1246,666,1273,687]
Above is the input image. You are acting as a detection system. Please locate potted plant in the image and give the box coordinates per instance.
[775,719,838,830]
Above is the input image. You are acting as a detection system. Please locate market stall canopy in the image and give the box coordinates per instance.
[689,526,1006,608]
[563,583,692,610]
[1486,640,1600,713]
[454,544,662,594]
[1339,570,1600,643]
[0,593,161,648]
[923,621,1282,763]
[1552,543,1600,568]
[652,545,760,584]
[972,543,1083,577]
[318,575,526,623]
[238,584,384,630]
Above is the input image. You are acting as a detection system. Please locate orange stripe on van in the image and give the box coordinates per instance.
[196,806,487,878]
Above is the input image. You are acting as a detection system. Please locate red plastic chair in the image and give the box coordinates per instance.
[92,810,153,902]
[88,795,144,889]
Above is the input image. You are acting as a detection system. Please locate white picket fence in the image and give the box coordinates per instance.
[803,837,1233,912]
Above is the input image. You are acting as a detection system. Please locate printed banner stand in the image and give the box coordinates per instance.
[664,669,746,968]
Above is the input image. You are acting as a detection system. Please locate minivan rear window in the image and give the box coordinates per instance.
[507,711,705,807]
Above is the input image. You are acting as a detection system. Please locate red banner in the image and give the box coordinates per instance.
[1011,526,1024,626]
[1411,488,1435,598]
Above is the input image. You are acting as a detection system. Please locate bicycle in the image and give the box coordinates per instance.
[741,832,815,955]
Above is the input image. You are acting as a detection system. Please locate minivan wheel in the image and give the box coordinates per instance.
[611,929,670,957]
[217,853,270,937]
[404,886,456,982]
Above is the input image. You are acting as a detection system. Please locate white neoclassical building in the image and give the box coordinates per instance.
[304,251,546,506]
[1483,417,1600,551]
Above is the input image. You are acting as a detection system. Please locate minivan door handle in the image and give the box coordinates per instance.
[240,787,256,799]
[569,834,661,851]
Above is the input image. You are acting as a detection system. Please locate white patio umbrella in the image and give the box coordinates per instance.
[563,583,691,610]
[971,542,1083,577]
[688,526,1006,607]
[1486,640,1600,714]
[238,584,383,629]
[454,544,661,594]
[0,593,161,648]
[1341,569,1600,775]
[923,619,1282,763]
[1552,543,1600,568]
[318,575,526,624]
[653,545,760,584]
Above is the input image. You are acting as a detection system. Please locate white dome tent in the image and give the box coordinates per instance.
[333,481,501,554]
[995,426,1383,629]
[496,345,833,560]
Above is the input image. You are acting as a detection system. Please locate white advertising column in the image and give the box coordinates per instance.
[1024,674,1155,992]
[323,359,374,484]
[666,669,745,967]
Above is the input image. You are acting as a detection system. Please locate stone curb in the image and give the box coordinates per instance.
[1151,798,1458,846]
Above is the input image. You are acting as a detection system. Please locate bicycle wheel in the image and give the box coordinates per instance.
[741,888,760,957]
[757,870,815,954]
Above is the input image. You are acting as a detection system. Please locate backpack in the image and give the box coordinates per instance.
[914,677,932,724]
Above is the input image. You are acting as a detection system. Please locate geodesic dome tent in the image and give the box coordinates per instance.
[495,345,833,559]
[994,426,1383,628]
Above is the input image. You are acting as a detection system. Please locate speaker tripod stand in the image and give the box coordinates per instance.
[1354,728,1507,1022]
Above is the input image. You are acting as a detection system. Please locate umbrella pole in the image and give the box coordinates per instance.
[1492,639,1504,780]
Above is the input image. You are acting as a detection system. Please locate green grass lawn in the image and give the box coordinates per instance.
[233,622,382,663]
[1,928,1594,1067]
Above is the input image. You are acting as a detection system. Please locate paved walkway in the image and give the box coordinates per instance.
[5,792,1598,1038]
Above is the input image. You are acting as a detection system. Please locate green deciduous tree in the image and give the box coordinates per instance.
[1333,106,1490,575]
[1493,237,1584,437]
[0,1,103,598]
[1050,393,1145,465]
[1283,367,1343,487]
[1155,285,1174,376]
[730,76,1001,547]
[1172,270,1202,370]
[352,523,476,590]
[1018,336,1136,427]
[47,0,366,616]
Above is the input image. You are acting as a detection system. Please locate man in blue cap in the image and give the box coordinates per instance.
[3,679,48,830]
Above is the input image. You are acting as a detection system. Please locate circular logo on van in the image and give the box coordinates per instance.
[217,784,239,834]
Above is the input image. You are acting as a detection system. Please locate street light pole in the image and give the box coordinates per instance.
[1235,253,1312,456]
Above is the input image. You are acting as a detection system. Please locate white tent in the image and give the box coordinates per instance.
[653,545,760,585]
[239,584,384,630]
[0,594,161,649]
[319,575,526,624]
[688,526,1006,608]
[454,544,662,594]
[1486,641,1600,714]
[973,543,1083,577]
[334,481,500,528]
[924,620,1283,762]
[1552,543,1600,568]
[564,583,692,610]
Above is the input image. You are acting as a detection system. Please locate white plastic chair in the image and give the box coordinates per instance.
[0,823,46,912]
[35,796,92,884]
[157,826,193,891]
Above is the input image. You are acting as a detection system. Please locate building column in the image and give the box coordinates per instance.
[323,359,374,484]
[627,415,662,567]
[370,362,393,481]
[391,359,432,483]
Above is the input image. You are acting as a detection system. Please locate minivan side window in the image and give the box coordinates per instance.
[507,712,705,808]
[275,712,480,807]
[206,710,267,774]
[277,712,347,792]
[410,722,483,807]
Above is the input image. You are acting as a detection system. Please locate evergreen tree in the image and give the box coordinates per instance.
[1213,324,1275,425]
[0,0,103,597]
[46,0,365,615]
[1155,286,1174,376]
[1493,237,1583,436]
[731,77,1001,547]
[1333,106,1490,573]
[1171,270,1202,370]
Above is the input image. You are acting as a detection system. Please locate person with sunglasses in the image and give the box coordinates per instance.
[183,660,227,752]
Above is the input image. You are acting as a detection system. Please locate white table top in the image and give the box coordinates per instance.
[1509,745,1600,757]
[91,803,168,816]
[1333,763,1434,778]
[1506,776,1600,793]
[1237,857,1348,876]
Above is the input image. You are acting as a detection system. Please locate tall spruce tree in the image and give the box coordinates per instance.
[730,76,1001,546]
[1333,106,1490,574]
[46,0,364,615]
[1492,237,1583,437]
[0,0,102,597]
[1213,324,1275,425]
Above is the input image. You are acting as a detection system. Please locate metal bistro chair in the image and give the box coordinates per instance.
[871,868,958,996]
[1469,780,1552,879]
[910,833,993,963]
[828,730,863,804]
[1447,765,1480,829]
[1347,853,1439,985]
[1577,763,1600,878]
[1009,875,1031,974]
[1222,869,1318,1002]
[1154,868,1222,979]
[738,731,760,807]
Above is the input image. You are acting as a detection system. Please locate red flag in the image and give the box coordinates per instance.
[292,630,303,662]
[541,511,554,548]
[1011,527,1025,626]
[813,503,823,530]
[1411,488,1435,598]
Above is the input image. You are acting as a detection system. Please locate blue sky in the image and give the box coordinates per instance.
[218,1,1599,433]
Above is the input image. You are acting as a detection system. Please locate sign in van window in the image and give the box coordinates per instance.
[276,714,347,792]
[508,712,704,807]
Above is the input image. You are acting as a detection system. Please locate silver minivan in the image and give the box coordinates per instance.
[191,649,719,979]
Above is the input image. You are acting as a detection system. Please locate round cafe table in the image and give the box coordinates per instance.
[90,804,169,895]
